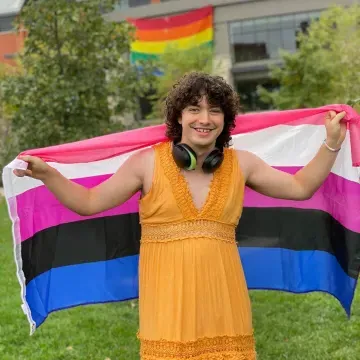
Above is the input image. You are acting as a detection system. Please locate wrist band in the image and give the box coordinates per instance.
[323,139,341,152]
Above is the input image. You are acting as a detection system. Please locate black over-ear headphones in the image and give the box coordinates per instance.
[172,143,224,173]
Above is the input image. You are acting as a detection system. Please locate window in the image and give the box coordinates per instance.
[235,79,279,112]
[129,0,152,6]
[115,0,166,9]
[229,11,321,63]
[0,15,15,32]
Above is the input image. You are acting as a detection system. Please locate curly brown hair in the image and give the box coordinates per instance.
[164,71,240,149]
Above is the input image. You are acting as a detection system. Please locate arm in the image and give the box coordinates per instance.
[239,110,347,201]
[15,148,153,216]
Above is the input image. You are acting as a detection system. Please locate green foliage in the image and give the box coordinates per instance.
[0,64,20,185]
[259,4,360,109]
[1,0,153,156]
[1,199,359,359]
[146,44,219,120]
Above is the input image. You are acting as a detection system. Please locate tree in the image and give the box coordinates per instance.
[1,0,153,154]
[146,44,222,121]
[0,63,20,185]
[259,4,360,109]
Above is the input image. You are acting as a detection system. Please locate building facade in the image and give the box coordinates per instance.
[0,0,26,66]
[0,0,355,112]
[110,0,354,112]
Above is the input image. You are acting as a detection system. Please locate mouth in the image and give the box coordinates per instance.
[193,128,214,134]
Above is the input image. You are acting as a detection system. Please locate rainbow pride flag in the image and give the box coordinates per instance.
[127,5,213,64]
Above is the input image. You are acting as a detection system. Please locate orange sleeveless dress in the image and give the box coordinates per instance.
[137,141,256,360]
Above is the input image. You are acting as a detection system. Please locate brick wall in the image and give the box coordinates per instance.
[0,30,26,66]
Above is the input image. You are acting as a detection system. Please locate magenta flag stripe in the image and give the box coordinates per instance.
[14,167,360,243]
[16,174,140,243]
[244,167,360,234]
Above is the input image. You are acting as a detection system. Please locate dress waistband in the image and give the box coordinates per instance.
[141,219,236,244]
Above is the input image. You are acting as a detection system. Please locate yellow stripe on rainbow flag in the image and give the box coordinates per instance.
[131,27,213,55]
[128,6,214,65]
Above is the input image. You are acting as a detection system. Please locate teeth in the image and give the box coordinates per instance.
[196,129,211,133]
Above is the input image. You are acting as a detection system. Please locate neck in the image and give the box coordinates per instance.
[180,140,216,170]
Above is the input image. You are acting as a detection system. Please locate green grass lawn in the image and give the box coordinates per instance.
[0,198,359,360]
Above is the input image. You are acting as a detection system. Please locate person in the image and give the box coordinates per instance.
[14,72,346,359]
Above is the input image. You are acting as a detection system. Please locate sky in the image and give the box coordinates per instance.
[0,0,25,15]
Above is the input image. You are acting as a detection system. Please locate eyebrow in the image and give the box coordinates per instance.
[187,102,221,108]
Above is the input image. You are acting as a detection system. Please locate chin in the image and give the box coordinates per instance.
[191,136,217,148]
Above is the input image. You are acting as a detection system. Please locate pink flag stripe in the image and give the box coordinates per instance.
[18,105,360,166]
[16,174,139,243]
[15,167,360,243]
[244,167,360,234]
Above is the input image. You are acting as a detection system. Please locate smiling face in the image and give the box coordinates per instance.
[164,72,240,152]
[178,96,224,152]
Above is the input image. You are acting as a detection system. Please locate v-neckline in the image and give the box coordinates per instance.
[178,167,217,216]
[160,141,225,220]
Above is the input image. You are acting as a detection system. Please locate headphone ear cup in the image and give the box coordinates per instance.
[202,150,224,173]
[172,143,197,170]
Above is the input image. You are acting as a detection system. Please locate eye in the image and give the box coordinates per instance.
[210,108,222,113]
[188,107,199,113]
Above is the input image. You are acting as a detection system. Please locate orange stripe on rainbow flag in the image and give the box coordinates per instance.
[131,27,213,55]
[128,6,214,65]
[127,5,212,31]
[135,15,212,42]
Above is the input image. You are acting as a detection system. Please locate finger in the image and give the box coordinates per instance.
[329,110,336,118]
[25,169,33,177]
[331,111,346,124]
[13,169,33,177]
[18,155,33,163]
[13,169,25,177]
[325,111,336,125]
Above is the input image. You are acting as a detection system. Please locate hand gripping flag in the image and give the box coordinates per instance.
[2,104,360,335]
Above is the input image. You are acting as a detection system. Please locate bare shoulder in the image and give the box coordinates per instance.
[127,146,155,194]
[131,146,155,162]
[235,149,253,161]
[127,146,155,177]
[234,149,256,181]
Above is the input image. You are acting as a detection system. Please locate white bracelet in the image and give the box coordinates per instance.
[323,139,341,152]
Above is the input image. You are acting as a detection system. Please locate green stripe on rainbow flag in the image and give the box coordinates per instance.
[127,6,214,65]
[130,40,214,63]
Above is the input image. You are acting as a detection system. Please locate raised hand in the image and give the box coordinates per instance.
[324,110,347,150]
[13,155,53,181]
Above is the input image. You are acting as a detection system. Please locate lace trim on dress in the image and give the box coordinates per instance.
[138,333,256,360]
[141,219,236,243]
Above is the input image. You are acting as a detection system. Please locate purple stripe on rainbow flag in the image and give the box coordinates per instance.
[14,167,360,243]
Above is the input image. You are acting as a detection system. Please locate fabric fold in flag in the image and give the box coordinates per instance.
[2,104,360,335]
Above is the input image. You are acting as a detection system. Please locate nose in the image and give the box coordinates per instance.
[198,110,211,124]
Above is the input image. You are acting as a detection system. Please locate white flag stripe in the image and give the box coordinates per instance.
[3,124,359,198]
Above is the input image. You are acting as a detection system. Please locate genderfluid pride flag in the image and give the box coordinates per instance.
[2,104,360,335]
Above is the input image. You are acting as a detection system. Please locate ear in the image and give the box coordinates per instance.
[178,117,182,124]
